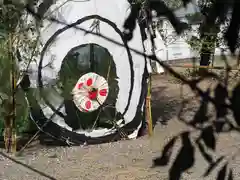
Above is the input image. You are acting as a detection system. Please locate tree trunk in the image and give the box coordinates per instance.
[200,48,212,66]
[199,24,220,73]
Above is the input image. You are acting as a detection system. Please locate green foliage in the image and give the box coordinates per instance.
[0,1,41,135]
[162,0,183,9]
[186,30,220,56]
[0,1,22,32]
[0,44,31,134]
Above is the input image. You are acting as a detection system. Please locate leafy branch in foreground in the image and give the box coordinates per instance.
[152,67,240,179]
[125,1,240,179]
[121,1,240,179]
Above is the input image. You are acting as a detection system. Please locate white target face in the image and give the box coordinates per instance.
[72,72,109,112]
[19,0,147,142]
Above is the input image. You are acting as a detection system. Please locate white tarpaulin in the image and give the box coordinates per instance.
[20,0,149,144]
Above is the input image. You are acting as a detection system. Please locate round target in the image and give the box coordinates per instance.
[20,0,148,145]
[72,72,109,112]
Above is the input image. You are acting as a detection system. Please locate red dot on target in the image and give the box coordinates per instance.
[85,100,91,109]
[77,83,83,89]
[86,78,93,86]
[99,89,107,96]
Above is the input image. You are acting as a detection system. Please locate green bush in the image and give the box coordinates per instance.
[0,90,36,136]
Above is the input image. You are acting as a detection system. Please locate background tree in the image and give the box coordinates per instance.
[0,0,47,151]
[198,0,219,69]
[186,0,235,69]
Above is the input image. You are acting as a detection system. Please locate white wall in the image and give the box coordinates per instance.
[154,21,231,62]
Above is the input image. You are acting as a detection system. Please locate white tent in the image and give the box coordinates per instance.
[20,0,150,144]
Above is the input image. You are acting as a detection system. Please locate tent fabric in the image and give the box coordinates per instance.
[19,0,149,144]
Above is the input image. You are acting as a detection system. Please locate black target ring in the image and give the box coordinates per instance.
[30,15,144,144]
[59,44,120,130]
[38,15,134,120]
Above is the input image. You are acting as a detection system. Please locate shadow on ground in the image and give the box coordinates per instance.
[0,77,182,151]
[0,132,68,154]
[151,86,181,127]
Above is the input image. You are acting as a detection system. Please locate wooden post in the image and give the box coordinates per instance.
[146,76,153,137]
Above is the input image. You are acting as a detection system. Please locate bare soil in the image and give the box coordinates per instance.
[1,74,240,180]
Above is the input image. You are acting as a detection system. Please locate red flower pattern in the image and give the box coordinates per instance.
[85,100,91,109]
[88,90,98,100]
[86,78,93,86]
[99,89,107,96]
[77,83,83,89]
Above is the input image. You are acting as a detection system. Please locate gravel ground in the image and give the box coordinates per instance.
[1,75,240,180]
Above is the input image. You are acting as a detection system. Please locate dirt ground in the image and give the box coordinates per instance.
[1,74,240,180]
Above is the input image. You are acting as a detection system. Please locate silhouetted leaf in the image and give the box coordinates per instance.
[216,163,227,180]
[214,120,234,133]
[225,1,240,53]
[189,89,210,126]
[153,136,177,166]
[200,0,235,53]
[200,126,216,150]
[197,141,213,163]
[181,0,191,7]
[169,132,195,180]
[203,156,224,177]
[214,83,228,119]
[228,169,233,180]
[231,83,240,126]
[214,121,226,133]
[148,0,188,35]
[37,0,54,19]
[19,75,30,91]
[123,2,140,41]
[203,0,229,26]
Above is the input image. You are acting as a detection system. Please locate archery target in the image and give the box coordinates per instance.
[19,0,148,144]
[72,72,109,112]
